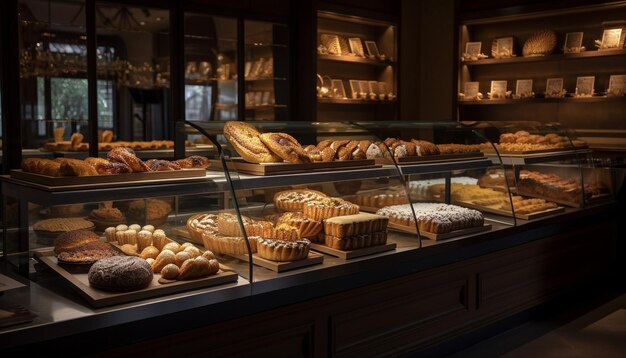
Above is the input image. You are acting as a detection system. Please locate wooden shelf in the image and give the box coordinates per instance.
[318,98,397,105]
[458,96,626,105]
[318,54,394,67]
[245,104,287,110]
[462,49,626,67]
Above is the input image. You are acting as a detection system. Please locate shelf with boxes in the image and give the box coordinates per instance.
[316,10,397,121]
[457,2,626,146]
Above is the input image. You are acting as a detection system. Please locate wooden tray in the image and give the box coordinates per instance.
[10,169,207,187]
[310,242,396,259]
[171,226,202,244]
[375,152,484,165]
[229,159,379,176]
[387,222,492,240]
[230,252,323,272]
[34,249,239,308]
[454,200,565,220]
[511,189,583,208]
[484,146,589,155]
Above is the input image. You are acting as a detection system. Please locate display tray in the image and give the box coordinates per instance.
[9,169,207,187]
[454,200,565,220]
[310,242,396,259]
[230,252,323,273]
[34,249,239,308]
[511,189,583,208]
[375,152,484,165]
[483,146,588,155]
[228,159,379,176]
[387,222,492,240]
[171,226,202,244]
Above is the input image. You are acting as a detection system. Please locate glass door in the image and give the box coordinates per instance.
[244,20,288,121]
[183,13,237,126]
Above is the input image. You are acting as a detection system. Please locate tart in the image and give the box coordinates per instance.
[202,231,259,255]
[88,207,127,231]
[186,213,218,243]
[273,212,322,239]
[256,238,310,262]
[33,217,95,239]
[323,231,388,250]
[273,189,327,212]
[303,197,360,221]
[273,222,301,241]
[376,203,484,234]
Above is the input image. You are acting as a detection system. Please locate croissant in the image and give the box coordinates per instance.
[70,133,84,150]
[59,159,99,176]
[178,256,219,280]
[107,147,151,173]
[85,157,131,174]
[174,155,210,169]
[21,158,62,177]
[151,249,176,274]
[146,159,181,171]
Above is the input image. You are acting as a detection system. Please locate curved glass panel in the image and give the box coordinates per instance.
[185,120,419,283]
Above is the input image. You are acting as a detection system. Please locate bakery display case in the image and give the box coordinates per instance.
[316,10,397,121]
[244,20,289,121]
[457,2,626,151]
[466,120,623,211]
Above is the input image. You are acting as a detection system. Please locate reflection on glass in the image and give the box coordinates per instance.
[244,21,288,121]
[184,14,237,122]
[19,0,88,151]
[95,3,171,151]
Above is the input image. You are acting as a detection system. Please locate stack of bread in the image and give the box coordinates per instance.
[489,131,588,152]
[21,147,209,177]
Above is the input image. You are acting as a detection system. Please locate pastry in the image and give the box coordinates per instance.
[101,130,113,143]
[34,217,95,236]
[202,250,216,260]
[70,133,84,150]
[115,231,126,245]
[273,212,322,239]
[217,212,250,236]
[256,238,310,262]
[303,197,360,221]
[223,121,281,163]
[174,155,210,169]
[143,225,156,233]
[152,231,168,250]
[120,244,138,256]
[324,231,388,250]
[85,157,130,175]
[53,229,100,255]
[320,146,336,162]
[116,224,129,231]
[48,204,84,217]
[88,207,126,231]
[350,187,409,208]
[58,159,99,176]
[273,222,301,241]
[178,256,219,280]
[324,213,388,237]
[88,256,153,291]
[127,199,172,227]
[411,140,440,156]
[175,251,193,267]
[151,249,177,273]
[376,203,484,234]
[273,189,327,212]
[303,145,323,162]
[183,245,202,258]
[146,159,181,171]
[21,158,62,177]
[259,133,311,164]
[129,224,141,232]
[140,246,160,260]
[160,264,180,280]
[186,213,219,243]
[104,227,117,242]
[316,140,333,150]
[124,229,137,245]
[162,242,181,253]
[137,231,153,252]
[516,170,605,204]
[57,240,120,264]
[365,142,384,159]
[202,232,259,255]
[436,144,481,154]
[107,147,150,172]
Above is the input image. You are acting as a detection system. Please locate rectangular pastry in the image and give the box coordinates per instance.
[324,231,387,250]
[324,213,389,238]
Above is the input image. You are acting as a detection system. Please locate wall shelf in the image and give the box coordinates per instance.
[318,54,394,67]
[462,49,626,67]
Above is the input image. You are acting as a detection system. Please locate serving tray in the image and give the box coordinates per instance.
[310,242,396,260]
[387,222,492,241]
[34,248,239,308]
[230,252,324,272]
[229,159,379,176]
[375,152,484,165]
[10,169,207,188]
[454,200,565,220]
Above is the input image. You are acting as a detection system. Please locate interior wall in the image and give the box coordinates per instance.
[399,0,419,121]
[418,0,455,121]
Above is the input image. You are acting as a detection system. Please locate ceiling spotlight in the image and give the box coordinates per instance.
[155,17,162,22]
[140,21,146,26]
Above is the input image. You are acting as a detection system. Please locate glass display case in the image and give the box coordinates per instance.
[3,120,622,309]
[316,11,397,121]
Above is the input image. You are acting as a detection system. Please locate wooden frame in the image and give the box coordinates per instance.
[608,74,626,97]
[349,37,365,57]
[465,41,481,56]
[515,79,533,97]
[364,40,379,58]
[575,76,595,96]
[545,78,564,97]
[600,28,623,50]
[489,80,507,99]
[564,32,584,53]
[331,79,347,99]
[463,82,479,98]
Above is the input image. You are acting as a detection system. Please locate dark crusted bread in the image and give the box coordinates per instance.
[88,256,153,291]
